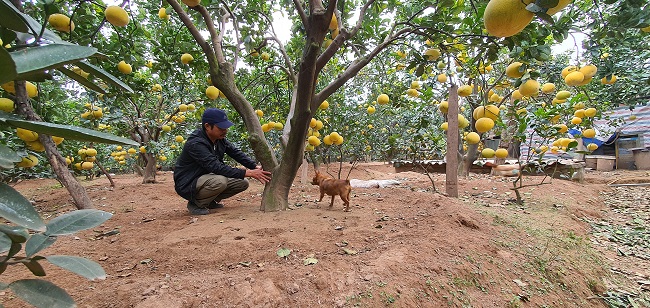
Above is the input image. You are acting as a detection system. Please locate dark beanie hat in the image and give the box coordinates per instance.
[202,108,234,129]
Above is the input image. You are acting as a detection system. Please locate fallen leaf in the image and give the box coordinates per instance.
[342,248,357,255]
[277,248,291,258]
[303,257,318,265]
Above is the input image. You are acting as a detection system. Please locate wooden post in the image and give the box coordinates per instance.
[446,84,459,197]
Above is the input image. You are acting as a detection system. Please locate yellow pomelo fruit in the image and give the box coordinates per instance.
[158,8,169,19]
[128,148,137,154]
[555,124,568,133]
[51,136,64,145]
[80,161,94,170]
[475,117,495,133]
[261,52,270,61]
[2,81,38,97]
[561,66,578,78]
[574,109,585,118]
[564,71,585,86]
[182,0,200,7]
[584,108,597,117]
[116,146,123,151]
[541,83,556,94]
[315,120,323,130]
[310,118,317,128]
[437,61,446,69]
[179,104,188,112]
[556,90,571,100]
[255,109,263,117]
[483,0,534,38]
[329,14,338,30]
[17,128,39,142]
[274,122,283,130]
[579,64,598,78]
[578,76,593,86]
[481,148,496,158]
[181,53,194,64]
[406,88,419,97]
[206,86,220,99]
[511,90,523,100]
[506,62,524,78]
[571,117,582,125]
[424,48,441,61]
[105,6,129,27]
[92,107,103,118]
[573,102,584,110]
[140,146,146,153]
[437,74,448,83]
[587,143,598,151]
[48,13,75,32]
[458,115,469,129]
[582,128,596,138]
[377,94,389,105]
[320,100,330,109]
[261,123,270,132]
[187,104,196,111]
[308,136,321,146]
[440,122,448,131]
[518,79,539,97]
[118,61,132,74]
[438,101,449,113]
[27,141,45,152]
[0,97,14,112]
[473,105,500,121]
[410,81,420,89]
[85,148,98,156]
[16,155,39,168]
[323,135,333,145]
[489,93,501,102]
[495,148,508,159]
[601,75,617,85]
[466,132,480,144]
[367,106,376,114]
[458,85,472,97]
[175,135,184,142]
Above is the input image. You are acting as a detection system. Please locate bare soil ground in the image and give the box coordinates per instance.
[2,162,649,308]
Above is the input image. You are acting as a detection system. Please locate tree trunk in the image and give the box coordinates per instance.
[13,81,93,209]
[446,84,459,197]
[459,143,479,177]
[142,153,157,184]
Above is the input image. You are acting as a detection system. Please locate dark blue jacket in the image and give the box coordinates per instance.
[173,128,257,201]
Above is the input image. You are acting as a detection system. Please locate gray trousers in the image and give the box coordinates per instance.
[193,174,249,208]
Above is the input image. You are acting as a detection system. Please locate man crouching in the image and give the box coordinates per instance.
[174,108,271,215]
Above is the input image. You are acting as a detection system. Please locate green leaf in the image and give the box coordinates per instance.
[76,61,134,93]
[303,257,318,265]
[0,47,17,84]
[0,184,45,231]
[23,258,46,276]
[0,224,29,243]
[0,0,30,33]
[0,144,21,169]
[11,44,97,76]
[46,255,106,280]
[0,232,11,254]
[25,233,57,257]
[276,247,291,258]
[57,67,106,94]
[45,209,112,236]
[0,281,8,289]
[0,113,138,146]
[9,279,75,308]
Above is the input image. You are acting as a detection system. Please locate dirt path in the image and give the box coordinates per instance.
[1,163,649,307]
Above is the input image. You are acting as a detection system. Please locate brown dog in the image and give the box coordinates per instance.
[311,171,352,211]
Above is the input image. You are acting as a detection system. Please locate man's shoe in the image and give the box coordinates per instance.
[187,202,209,215]
[207,201,224,209]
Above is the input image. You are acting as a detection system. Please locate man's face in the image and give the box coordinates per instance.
[205,123,228,140]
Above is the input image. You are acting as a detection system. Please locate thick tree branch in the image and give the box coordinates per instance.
[313,28,414,108]
[197,6,223,63]
[166,0,219,71]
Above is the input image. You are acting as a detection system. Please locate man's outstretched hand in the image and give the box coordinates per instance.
[245,166,271,184]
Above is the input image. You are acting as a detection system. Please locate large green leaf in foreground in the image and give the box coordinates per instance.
[0,111,138,146]
[0,183,46,231]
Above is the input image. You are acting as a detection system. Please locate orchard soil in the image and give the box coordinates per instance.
[2,162,649,307]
